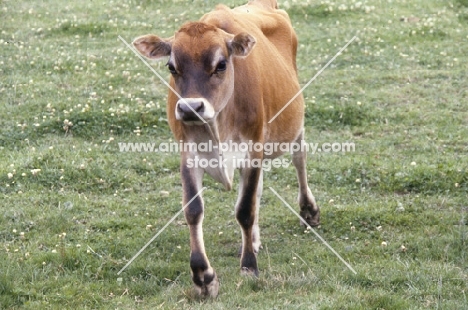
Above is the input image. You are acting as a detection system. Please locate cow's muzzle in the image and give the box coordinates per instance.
[175,98,214,124]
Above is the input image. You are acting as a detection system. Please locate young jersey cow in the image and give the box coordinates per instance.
[133,0,320,297]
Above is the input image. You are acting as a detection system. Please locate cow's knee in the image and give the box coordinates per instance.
[236,205,255,230]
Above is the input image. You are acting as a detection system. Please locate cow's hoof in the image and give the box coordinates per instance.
[194,273,219,298]
[241,266,259,277]
[300,208,320,227]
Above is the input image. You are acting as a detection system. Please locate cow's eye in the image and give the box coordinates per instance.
[167,63,177,75]
[215,61,227,73]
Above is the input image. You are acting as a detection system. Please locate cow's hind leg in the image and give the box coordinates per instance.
[252,169,263,254]
[291,130,320,227]
[181,165,219,297]
[236,166,262,276]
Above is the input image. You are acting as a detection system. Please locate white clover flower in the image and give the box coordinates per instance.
[30,169,41,176]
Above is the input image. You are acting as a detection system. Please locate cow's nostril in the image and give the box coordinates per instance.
[195,101,204,112]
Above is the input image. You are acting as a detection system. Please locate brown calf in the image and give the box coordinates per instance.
[133,0,320,297]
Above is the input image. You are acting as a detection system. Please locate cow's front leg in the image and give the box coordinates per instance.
[291,129,320,227]
[181,162,219,297]
[235,165,262,276]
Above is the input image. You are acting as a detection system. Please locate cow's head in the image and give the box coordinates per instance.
[133,22,256,125]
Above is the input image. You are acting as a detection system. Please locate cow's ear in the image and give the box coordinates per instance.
[228,33,256,58]
[133,35,173,59]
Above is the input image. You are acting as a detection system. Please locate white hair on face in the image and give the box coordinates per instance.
[211,48,225,69]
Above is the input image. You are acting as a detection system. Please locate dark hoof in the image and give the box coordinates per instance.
[300,208,320,227]
[241,266,259,277]
[194,272,219,298]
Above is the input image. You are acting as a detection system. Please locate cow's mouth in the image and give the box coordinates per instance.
[175,98,215,124]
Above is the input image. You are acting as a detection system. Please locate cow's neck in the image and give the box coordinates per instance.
[203,122,221,155]
[184,120,234,190]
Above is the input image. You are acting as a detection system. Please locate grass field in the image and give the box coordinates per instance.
[1,0,467,308]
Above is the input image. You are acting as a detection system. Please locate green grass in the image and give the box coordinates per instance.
[1,0,467,309]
